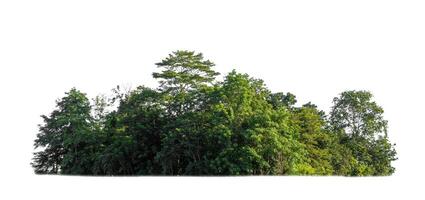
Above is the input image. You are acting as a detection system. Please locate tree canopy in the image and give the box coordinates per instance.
[31,50,397,176]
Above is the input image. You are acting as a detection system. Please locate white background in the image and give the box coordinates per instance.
[1,0,424,199]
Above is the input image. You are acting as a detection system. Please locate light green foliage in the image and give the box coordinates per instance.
[329,90,397,176]
[329,90,387,139]
[153,50,219,92]
[153,50,219,117]
[31,52,397,176]
[291,105,334,175]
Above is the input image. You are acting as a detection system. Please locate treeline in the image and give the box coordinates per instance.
[31,50,397,176]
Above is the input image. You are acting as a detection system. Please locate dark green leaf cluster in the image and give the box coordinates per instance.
[31,50,397,176]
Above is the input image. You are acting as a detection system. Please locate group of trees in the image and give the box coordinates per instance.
[31,50,397,176]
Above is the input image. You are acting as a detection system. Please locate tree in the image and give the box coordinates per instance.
[329,90,387,139]
[153,50,219,93]
[31,88,94,174]
[291,105,334,175]
[329,90,397,175]
[152,51,221,175]
[93,86,166,175]
[206,70,311,175]
[153,50,219,116]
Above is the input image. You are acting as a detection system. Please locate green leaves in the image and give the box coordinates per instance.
[153,50,219,92]
[330,90,387,139]
[31,88,93,174]
[329,90,397,176]
[31,51,397,176]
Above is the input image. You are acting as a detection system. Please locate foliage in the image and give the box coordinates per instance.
[329,90,397,176]
[31,51,397,176]
[31,88,94,174]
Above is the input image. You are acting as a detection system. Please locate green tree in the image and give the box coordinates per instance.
[153,50,219,92]
[329,90,397,175]
[329,90,387,139]
[31,88,94,174]
[291,105,334,175]
[207,70,311,175]
[153,51,221,175]
[153,50,219,116]
[93,86,166,175]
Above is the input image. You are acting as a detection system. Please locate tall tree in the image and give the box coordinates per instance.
[329,90,397,175]
[207,70,312,175]
[329,90,387,139]
[153,50,219,116]
[153,50,219,93]
[153,51,221,174]
[31,88,93,174]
